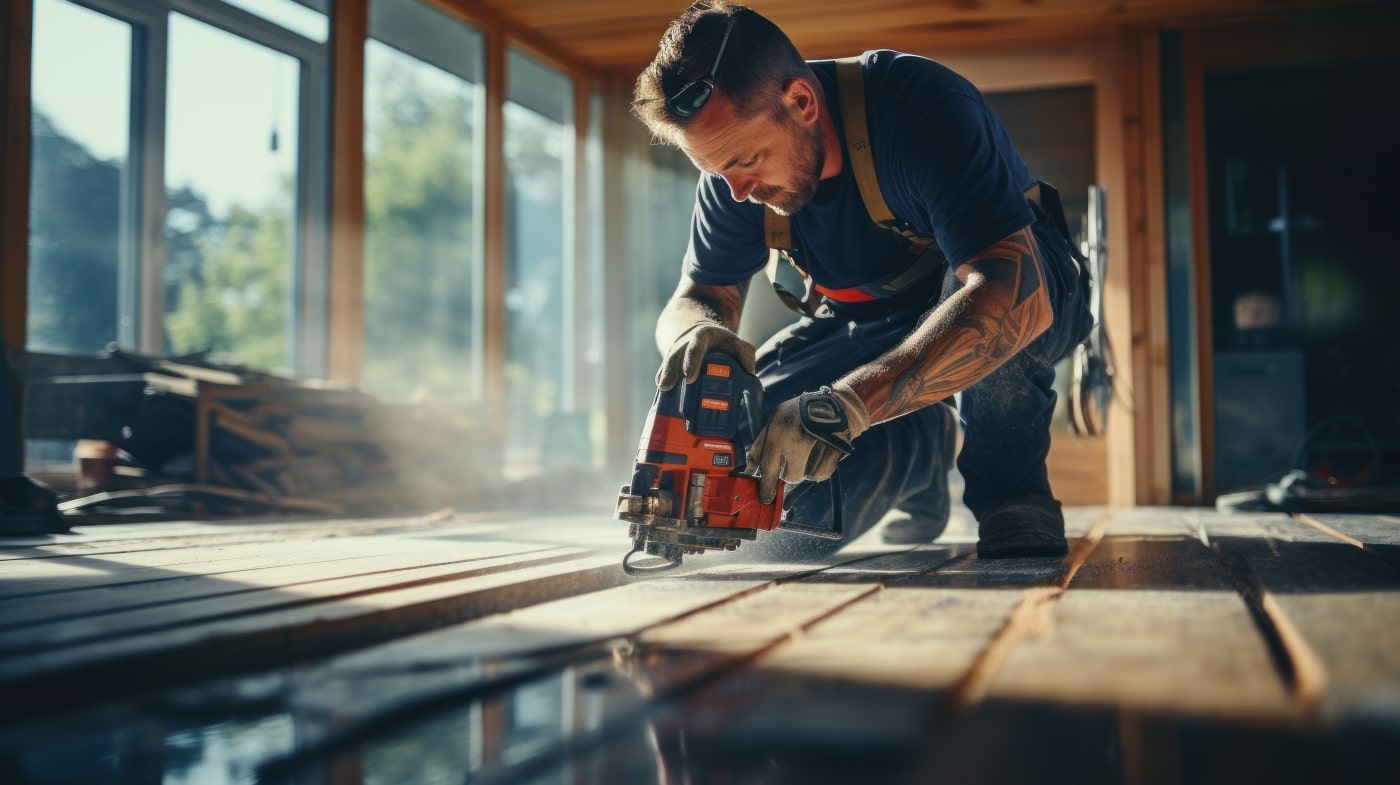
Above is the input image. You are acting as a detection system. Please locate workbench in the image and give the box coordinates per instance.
[1,506,1397,783]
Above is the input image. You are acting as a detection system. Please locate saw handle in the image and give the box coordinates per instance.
[622,545,683,575]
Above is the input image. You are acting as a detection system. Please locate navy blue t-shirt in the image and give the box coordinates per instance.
[682,51,1035,291]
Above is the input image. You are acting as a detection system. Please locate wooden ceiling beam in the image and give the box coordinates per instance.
[461,0,1381,75]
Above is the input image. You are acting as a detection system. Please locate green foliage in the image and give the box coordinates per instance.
[165,201,292,371]
[361,58,480,403]
[27,111,123,354]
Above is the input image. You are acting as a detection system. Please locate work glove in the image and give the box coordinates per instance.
[747,381,870,505]
[656,323,757,391]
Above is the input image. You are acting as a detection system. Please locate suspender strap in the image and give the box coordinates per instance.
[836,56,934,249]
[764,206,790,250]
[762,54,946,314]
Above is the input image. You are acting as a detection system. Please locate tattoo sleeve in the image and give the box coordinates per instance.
[654,276,751,354]
[842,226,1054,424]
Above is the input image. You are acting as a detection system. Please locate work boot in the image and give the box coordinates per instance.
[976,497,1067,559]
[0,476,68,535]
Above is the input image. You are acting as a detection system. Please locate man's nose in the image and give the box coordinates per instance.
[722,174,754,203]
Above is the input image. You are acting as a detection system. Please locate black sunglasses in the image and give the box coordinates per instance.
[666,16,736,118]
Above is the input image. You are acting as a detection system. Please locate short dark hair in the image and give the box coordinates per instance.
[632,2,812,146]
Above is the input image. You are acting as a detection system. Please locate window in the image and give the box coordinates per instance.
[622,139,699,457]
[25,0,329,470]
[26,0,328,373]
[163,12,305,373]
[28,0,134,354]
[362,0,486,404]
[503,47,575,476]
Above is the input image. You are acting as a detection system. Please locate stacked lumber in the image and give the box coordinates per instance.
[27,349,504,516]
[195,381,503,514]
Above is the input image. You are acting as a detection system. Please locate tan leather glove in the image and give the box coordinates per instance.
[656,323,758,391]
[747,381,870,505]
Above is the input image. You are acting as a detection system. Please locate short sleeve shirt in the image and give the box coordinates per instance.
[682,50,1035,291]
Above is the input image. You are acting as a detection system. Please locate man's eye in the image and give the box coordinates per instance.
[740,158,757,168]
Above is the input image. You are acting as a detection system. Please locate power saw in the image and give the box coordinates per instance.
[615,351,842,574]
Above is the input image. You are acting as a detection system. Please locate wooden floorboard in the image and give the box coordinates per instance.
[1202,512,1400,720]
[1,505,1398,784]
[1296,512,1400,570]
[0,541,568,640]
[980,530,1295,720]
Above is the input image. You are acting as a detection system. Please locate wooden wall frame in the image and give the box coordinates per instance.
[1,0,32,352]
[481,19,507,419]
[1112,28,1170,508]
[326,0,367,383]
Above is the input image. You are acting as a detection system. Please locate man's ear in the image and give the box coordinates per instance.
[782,77,821,125]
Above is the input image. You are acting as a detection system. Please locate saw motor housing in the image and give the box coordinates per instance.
[615,352,782,567]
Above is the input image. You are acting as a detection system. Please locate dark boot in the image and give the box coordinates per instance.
[0,476,68,535]
[976,496,1067,559]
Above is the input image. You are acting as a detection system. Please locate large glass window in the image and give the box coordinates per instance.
[503,48,574,476]
[27,0,133,354]
[27,0,326,373]
[622,139,699,458]
[25,0,327,472]
[362,0,485,403]
[162,12,304,373]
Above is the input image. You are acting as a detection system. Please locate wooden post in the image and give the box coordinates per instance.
[1,0,32,464]
[326,0,367,383]
[1,0,32,351]
[1140,29,1172,506]
[571,77,591,415]
[1095,32,1137,509]
[600,77,635,474]
[1116,26,1172,506]
[482,21,507,421]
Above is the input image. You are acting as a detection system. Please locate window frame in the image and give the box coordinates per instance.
[39,0,329,373]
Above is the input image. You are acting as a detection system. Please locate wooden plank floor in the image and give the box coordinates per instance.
[1,506,1398,784]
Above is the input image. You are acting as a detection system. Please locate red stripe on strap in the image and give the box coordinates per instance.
[813,284,879,303]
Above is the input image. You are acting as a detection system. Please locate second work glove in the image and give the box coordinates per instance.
[656,323,757,391]
[748,381,871,505]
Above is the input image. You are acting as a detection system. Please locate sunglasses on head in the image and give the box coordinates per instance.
[665,16,736,118]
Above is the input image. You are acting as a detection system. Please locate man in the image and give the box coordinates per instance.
[633,2,1092,560]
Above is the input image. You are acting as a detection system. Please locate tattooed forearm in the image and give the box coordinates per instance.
[655,277,751,352]
[844,226,1054,424]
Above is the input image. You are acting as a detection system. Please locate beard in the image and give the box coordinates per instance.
[751,118,825,216]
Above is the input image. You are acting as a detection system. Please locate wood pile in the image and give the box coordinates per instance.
[194,381,504,515]
[26,349,505,516]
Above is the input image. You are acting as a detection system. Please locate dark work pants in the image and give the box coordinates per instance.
[741,189,1091,561]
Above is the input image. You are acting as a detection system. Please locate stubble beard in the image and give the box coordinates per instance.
[753,120,825,217]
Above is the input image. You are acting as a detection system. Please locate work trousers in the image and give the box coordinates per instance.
[742,186,1092,561]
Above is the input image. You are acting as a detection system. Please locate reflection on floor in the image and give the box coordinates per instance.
[1,506,1398,784]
